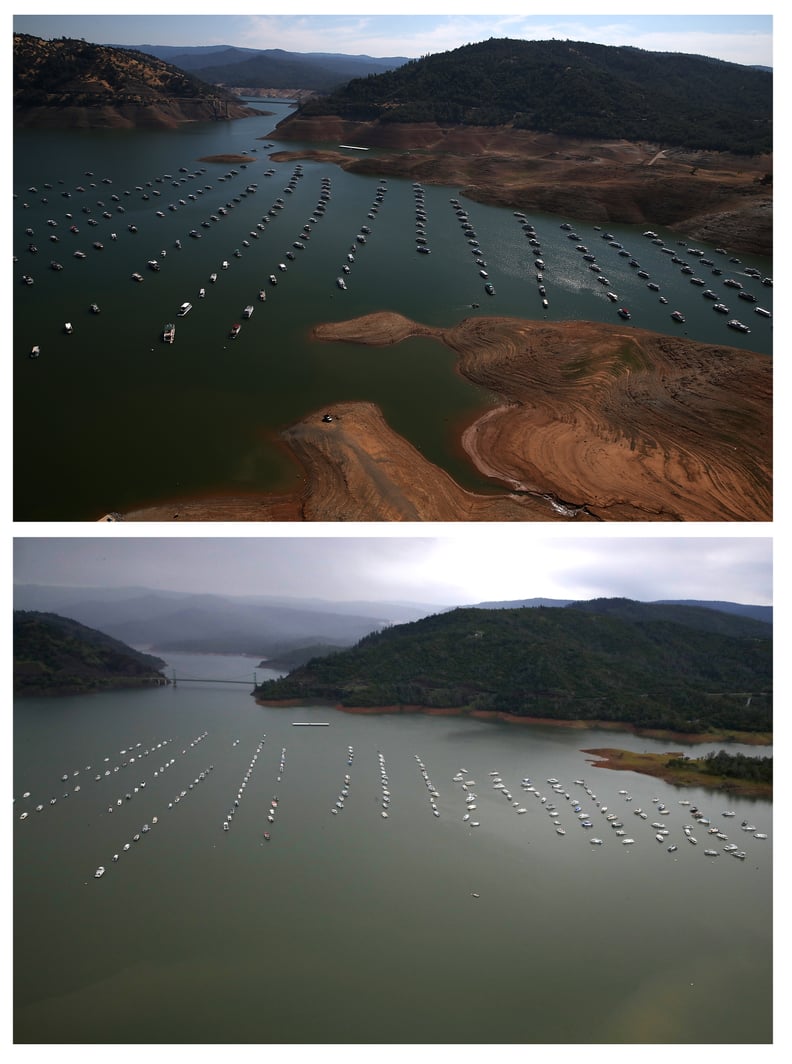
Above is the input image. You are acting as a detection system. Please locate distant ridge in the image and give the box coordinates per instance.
[122,43,409,93]
[466,596,771,626]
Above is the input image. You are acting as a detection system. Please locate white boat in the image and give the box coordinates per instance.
[162,323,175,343]
[94,866,105,878]
[336,277,347,290]
[198,288,206,298]
[242,305,254,318]
[178,302,192,316]
[209,273,217,283]
[30,345,40,358]
[64,322,73,334]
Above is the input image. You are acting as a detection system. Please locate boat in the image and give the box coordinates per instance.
[229,323,241,338]
[269,275,277,285]
[90,304,100,314]
[30,345,40,358]
[198,288,206,298]
[209,273,217,283]
[263,832,271,840]
[727,319,751,333]
[336,277,347,290]
[755,307,771,317]
[242,305,254,318]
[177,302,192,316]
[131,272,143,282]
[94,866,105,878]
[162,323,175,343]
[258,289,267,301]
[606,292,618,302]
[617,307,631,319]
[671,310,685,322]
[64,322,73,334]
[147,259,160,271]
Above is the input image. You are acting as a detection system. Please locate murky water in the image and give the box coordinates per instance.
[14,653,772,1044]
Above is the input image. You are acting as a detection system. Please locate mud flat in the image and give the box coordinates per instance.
[122,313,770,523]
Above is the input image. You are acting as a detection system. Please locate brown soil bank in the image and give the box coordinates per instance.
[273,118,772,256]
[14,98,260,131]
[122,313,771,523]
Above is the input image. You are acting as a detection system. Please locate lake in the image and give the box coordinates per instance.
[14,100,773,520]
[13,652,772,1044]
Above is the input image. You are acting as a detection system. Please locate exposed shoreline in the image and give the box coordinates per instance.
[121,312,771,523]
[269,120,771,257]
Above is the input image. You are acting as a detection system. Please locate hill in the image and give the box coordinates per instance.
[126,44,409,92]
[296,38,772,155]
[13,33,263,129]
[13,611,168,696]
[254,601,772,736]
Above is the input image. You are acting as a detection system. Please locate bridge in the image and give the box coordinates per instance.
[169,670,261,691]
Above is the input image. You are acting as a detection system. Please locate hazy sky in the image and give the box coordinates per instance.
[13,534,772,607]
[13,5,774,67]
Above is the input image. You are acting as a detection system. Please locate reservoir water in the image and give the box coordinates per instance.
[14,652,772,1044]
[14,101,772,520]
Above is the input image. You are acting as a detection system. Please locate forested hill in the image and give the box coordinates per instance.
[296,37,772,155]
[13,34,260,128]
[254,602,772,735]
[13,611,168,696]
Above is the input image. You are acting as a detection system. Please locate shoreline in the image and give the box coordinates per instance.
[254,697,771,748]
[121,312,771,523]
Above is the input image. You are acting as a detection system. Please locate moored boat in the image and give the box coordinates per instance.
[229,323,241,338]
[162,323,175,343]
[178,302,192,316]
[242,305,254,318]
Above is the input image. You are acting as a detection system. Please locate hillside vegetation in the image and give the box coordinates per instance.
[255,601,772,735]
[299,38,772,155]
[14,611,167,696]
[13,34,260,128]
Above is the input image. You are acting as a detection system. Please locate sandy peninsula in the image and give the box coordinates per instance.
[122,312,771,523]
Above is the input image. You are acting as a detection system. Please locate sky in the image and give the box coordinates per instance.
[12,4,775,68]
[12,533,773,608]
